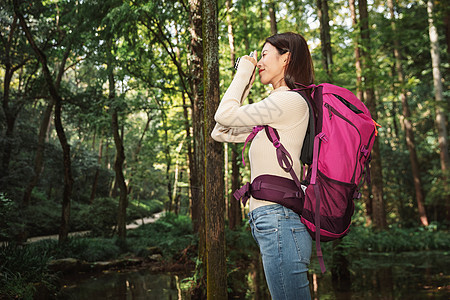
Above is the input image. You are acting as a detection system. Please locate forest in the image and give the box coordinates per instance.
[0,0,449,299]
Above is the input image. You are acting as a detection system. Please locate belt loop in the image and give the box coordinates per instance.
[282,206,290,218]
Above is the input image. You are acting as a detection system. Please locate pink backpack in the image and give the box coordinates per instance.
[234,83,379,273]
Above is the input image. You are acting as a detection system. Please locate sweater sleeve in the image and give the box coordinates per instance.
[214,59,308,129]
[210,123,253,143]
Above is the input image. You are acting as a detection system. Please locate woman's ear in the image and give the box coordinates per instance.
[283,52,290,66]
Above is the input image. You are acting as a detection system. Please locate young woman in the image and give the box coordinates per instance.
[211,32,315,299]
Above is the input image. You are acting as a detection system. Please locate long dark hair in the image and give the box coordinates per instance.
[265,32,315,89]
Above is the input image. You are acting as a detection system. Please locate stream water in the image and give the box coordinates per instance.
[58,251,449,299]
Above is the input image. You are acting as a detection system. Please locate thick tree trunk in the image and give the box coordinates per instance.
[317,0,333,80]
[427,1,449,217]
[203,0,227,298]
[388,0,428,226]
[15,5,74,242]
[358,0,386,230]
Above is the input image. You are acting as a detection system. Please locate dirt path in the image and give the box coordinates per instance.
[25,211,164,244]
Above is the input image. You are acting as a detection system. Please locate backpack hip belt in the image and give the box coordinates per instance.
[233,174,304,215]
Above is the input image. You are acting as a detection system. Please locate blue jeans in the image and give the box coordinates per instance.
[248,204,312,300]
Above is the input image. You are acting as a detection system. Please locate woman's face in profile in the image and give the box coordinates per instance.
[257,43,288,88]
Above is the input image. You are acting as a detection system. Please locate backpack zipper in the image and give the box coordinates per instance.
[324,103,362,183]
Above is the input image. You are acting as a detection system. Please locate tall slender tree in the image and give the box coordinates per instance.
[0,11,30,188]
[349,0,372,224]
[106,39,128,242]
[388,0,428,226]
[23,46,70,206]
[268,1,278,35]
[317,0,333,80]
[427,0,449,217]
[203,0,227,297]
[188,0,206,237]
[358,0,386,229]
[225,0,242,230]
[14,0,74,242]
[349,0,364,101]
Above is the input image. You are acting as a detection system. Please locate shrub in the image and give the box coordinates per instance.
[0,193,25,242]
[0,243,56,299]
[127,212,195,260]
[72,197,118,237]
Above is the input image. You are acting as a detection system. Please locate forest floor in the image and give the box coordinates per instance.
[25,211,165,244]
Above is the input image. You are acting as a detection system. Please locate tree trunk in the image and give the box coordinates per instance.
[90,135,103,204]
[188,0,205,237]
[106,41,128,242]
[161,111,173,211]
[358,0,386,230]
[225,0,241,230]
[203,0,227,298]
[172,141,184,207]
[1,13,15,182]
[443,2,450,55]
[317,0,333,80]
[388,0,428,226]
[268,1,277,35]
[181,92,194,207]
[23,47,70,206]
[427,0,449,220]
[15,5,74,243]
[349,0,364,101]
[229,144,242,229]
[1,14,26,187]
[350,0,371,223]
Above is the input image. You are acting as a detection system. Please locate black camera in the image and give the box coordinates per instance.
[234,51,254,70]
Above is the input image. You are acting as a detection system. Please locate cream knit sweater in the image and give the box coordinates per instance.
[211,58,309,212]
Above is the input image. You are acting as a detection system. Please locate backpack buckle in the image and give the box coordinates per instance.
[273,139,281,148]
[361,146,369,157]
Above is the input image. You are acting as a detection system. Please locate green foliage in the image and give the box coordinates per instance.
[72,197,118,237]
[53,238,122,262]
[340,225,450,253]
[225,223,260,299]
[127,212,195,260]
[22,195,61,237]
[0,193,25,241]
[0,243,56,299]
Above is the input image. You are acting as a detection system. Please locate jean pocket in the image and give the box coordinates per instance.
[292,226,312,264]
[252,214,278,234]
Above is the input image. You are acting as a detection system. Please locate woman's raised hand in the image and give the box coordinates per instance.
[243,50,258,66]
[243,51,257,86]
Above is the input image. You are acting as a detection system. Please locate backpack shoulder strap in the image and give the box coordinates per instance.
[292,90,315,166]
[264,126,303,190]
